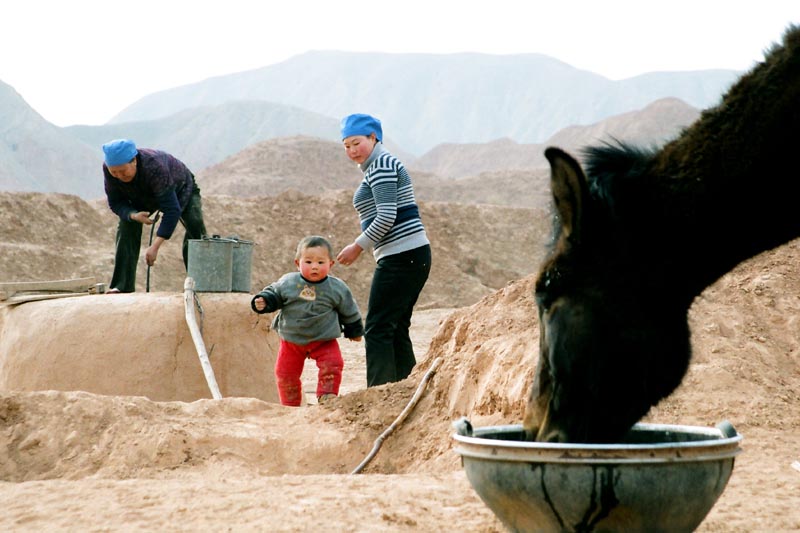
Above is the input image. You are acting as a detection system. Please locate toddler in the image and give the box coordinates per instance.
[251,236,363,405]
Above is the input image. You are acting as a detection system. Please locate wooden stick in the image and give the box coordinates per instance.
[183,277,223,400]
[1,292,90,306]
[0,277,96,296]
[351,357,443,474]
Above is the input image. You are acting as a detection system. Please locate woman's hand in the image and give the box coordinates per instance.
[131,211,155,224]
[336,243,363,266]
[144,237,165,266]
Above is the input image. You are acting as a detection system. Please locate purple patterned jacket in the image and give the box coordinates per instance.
[103,148,196,239]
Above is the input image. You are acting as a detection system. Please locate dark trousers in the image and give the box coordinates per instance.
[110,189,207,292]
[365,244,431,387]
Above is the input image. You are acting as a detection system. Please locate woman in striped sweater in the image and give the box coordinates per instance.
[337,114,432,387]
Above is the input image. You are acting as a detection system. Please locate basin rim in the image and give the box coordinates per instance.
[452,422,743,464]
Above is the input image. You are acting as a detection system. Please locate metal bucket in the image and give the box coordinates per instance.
[231,238,254,293]
[187,236,234,292]
[453,419,742,532]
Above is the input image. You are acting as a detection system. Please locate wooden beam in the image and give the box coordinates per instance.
[1,292,91,306]
[0,277,97,300]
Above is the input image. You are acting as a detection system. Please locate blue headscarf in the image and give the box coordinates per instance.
[340,114,382,142]
[102,139,138,166]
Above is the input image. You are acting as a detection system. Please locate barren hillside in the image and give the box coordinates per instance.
[0,232,797,531]
[544,96,700,150]
[0,131,798,531]
[196,136,359,197]
[410,97,699,179]
[195,135,553,210]
[0,190,549,310]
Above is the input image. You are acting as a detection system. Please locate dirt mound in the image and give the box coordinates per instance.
[412,167,552,209]
[546,97,700,151]
[0,190,548,310]
[0,187,799,529]
[196,136,360,197]
[196,134,553,209]
[411,99,698,180]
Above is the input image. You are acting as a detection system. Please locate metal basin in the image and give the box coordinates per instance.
[452,419,742,533]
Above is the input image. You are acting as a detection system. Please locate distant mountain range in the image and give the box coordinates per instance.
[196,98,700,210]
[66,101,341,172]
[413,97,700,178]
[0,51,737,199]
[0,81,99,198]
[110,51,737,154]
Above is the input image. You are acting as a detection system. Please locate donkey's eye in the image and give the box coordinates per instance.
[535,268,563,310]
[543,267,564,290]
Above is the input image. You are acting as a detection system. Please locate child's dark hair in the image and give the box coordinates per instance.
[295,235,334,259]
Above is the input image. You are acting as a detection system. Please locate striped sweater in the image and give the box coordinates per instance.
[353,144,430,261]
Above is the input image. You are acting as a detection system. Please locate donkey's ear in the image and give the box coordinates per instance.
[544,147,589,245]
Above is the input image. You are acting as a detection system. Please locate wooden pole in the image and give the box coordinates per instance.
[183,277,222,399]
[1,292,90,306]
[0,277,97,301]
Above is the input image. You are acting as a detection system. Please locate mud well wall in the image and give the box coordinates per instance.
[0,293,278,402]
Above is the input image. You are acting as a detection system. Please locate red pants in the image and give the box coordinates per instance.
[275,339,344,406]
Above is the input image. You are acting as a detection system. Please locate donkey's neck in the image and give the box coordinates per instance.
[645,128,800,301]
[635,28,800,302]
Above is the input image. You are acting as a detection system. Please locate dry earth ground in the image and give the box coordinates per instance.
[0,192,798,531]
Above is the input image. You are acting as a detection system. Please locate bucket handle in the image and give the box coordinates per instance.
[453,417,474,437]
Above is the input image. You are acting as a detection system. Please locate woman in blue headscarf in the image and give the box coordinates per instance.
[337,114,432,387]
[101,139,207,292]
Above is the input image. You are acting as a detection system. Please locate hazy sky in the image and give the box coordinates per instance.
[2,1,797,127]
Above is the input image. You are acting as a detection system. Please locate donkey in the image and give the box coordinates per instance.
[523,25,800,443]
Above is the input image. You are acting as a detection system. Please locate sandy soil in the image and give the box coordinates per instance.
[0,191,798,531]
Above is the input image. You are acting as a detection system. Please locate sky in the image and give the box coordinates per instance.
[1,1,797,127]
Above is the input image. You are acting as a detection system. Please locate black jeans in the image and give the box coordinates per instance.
[110,188,207,292]
[365,244,431,387]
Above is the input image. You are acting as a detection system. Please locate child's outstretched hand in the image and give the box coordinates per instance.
[253,296,267,312]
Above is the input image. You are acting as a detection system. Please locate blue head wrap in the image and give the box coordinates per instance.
[102,139,138,166]
[340,114,382,142]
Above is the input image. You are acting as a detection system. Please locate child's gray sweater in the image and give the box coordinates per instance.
[251,272,364,345]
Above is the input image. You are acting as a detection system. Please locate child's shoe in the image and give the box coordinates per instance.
[317,393,336,404]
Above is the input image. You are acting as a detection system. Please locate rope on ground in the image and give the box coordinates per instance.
[351,356,443,475]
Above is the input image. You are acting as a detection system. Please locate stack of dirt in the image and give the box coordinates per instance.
[0,188,798,529]
[0,190,549,310]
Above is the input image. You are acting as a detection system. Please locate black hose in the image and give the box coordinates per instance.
[146,212,160,292]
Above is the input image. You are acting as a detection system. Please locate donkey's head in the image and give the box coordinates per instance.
[522,147,692,443]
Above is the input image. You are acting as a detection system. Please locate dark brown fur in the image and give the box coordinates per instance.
[523,25,800,443]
